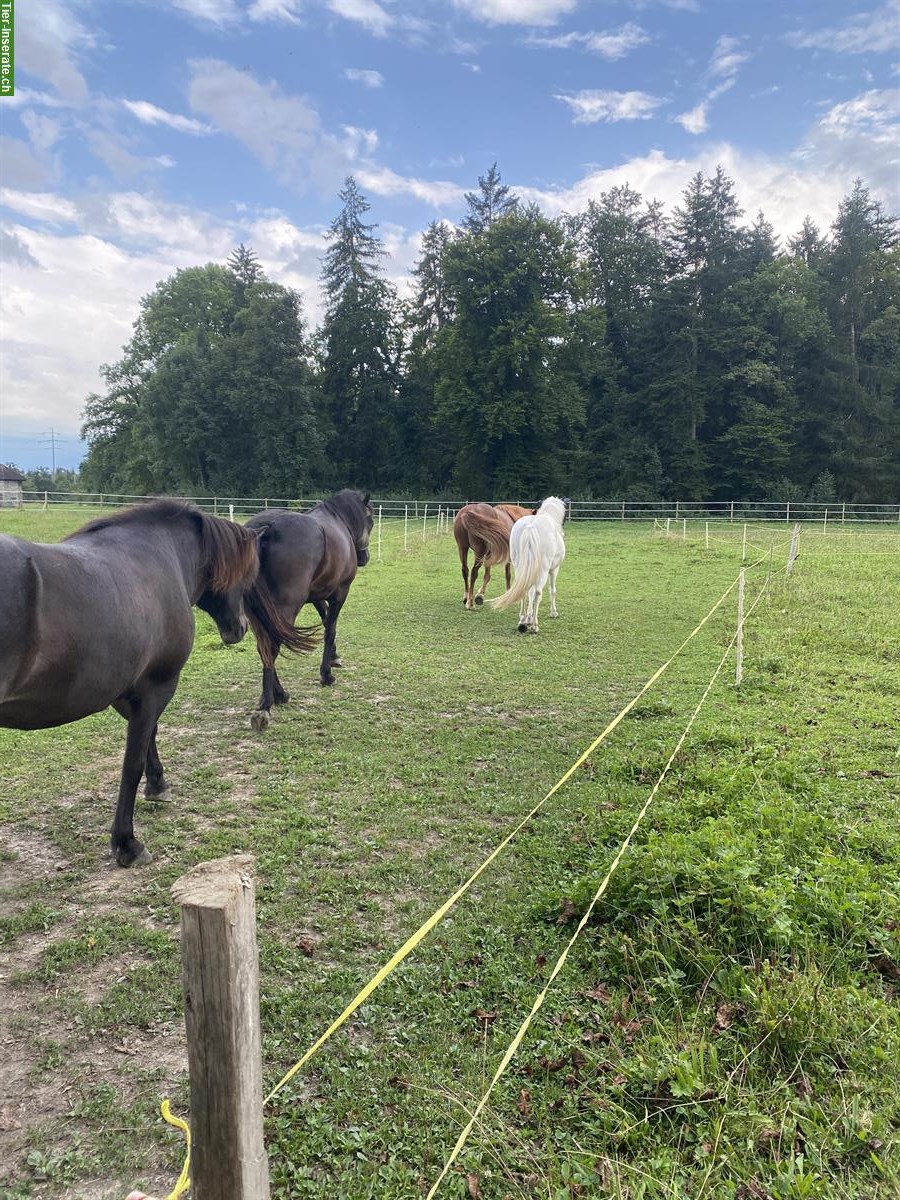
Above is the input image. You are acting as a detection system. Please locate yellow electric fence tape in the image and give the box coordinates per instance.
[262,572,739,1106]
[425,576,772,1196]
[160,1100,191,1200]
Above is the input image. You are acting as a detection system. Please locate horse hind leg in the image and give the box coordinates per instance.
[548,566,560,618]
[475,562,491,605]
[143,725,171,802]
[251,651,280,732]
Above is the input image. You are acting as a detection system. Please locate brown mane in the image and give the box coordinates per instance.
[68,500,258,594]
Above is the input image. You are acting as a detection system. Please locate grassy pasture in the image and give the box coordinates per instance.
[0,508,898,1200]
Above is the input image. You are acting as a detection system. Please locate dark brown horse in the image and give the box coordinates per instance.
[244,489,373,730]
[453,503,534,609]
[0,501,290,867]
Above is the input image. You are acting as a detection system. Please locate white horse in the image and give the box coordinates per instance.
[488,496,566,633]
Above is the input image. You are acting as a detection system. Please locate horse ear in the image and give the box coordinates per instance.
[363,492,371,506]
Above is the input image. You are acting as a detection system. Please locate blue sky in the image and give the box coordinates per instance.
[0,0,897,471]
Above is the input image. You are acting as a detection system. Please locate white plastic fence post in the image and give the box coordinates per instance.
[621,501,626,522]
[786,523,801,575]
[229,504,234,522]
[730,500,734,523]
[786,501,790,524]
[705,521,709,549]
[823,508,828,535]
[742,523,747,562]
[377,505,383,563]
[404,505,409,551]
[665,517,671,537]
[682,518,687,542]
[841,502,846,525]
[422,503,428,541]
[43,491,48,510]
[736,568,745,687]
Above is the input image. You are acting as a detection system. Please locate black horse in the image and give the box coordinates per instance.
[0,501,292,867]
[244,489,373,730]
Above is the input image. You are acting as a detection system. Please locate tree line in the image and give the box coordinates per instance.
[71,166,898,502]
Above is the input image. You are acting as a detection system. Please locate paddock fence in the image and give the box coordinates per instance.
[138,532,804,1199]
[16,490,900,525]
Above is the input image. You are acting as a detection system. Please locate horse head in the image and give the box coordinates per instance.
[195,515,260,644]
[354,491,374,567]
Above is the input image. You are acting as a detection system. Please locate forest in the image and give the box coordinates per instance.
[59,166,899,503]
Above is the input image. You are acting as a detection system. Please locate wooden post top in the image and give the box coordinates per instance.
[171,854,256,908]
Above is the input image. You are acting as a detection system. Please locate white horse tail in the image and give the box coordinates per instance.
[488,525,543,611]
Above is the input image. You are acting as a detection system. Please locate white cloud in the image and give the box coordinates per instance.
[797,89,899,196]
[248,0,304,21]
[674,101,709,134]
[709,35,750,80]
[327,0,394,36]
[556,89,665,123]
[342,125,380,158]
[171,0,241,25]
[188,59,348,192]
[344,67,385,88]
[15,0,91,103]
[0,189,79,225]
[122,100,214,136]
[453,0,577,27]
[356,165,467,207]
[20,113,63,153]
[786,6,898,55]
[528,23,651,59]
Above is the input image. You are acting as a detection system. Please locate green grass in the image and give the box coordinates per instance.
[0,508,898,1199]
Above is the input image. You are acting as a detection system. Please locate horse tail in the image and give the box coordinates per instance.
[244,571,319,661]
[463,508,511,567]
[488,525,543,611]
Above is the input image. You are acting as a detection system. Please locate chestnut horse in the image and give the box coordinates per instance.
[0,501,287,866]
[453,502,533,609]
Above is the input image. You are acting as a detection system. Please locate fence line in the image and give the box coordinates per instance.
[14,490,900,524]
[426,572,774,1196]
[258,574,743,1106]
[153,534,793,1198]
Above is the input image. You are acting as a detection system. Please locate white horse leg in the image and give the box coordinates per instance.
[549,566,560,617]
[530,584,544,632]
[517,596,528,633]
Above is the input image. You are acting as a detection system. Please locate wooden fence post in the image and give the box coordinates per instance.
[171,855,270,1200]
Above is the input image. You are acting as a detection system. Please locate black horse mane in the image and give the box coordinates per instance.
[317,489,371,537]
[68,500,258,593]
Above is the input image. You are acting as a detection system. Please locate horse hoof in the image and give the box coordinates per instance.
[517,623,528,634]
[321,674,335,687]
[117,845,153,868]
[145,787,172,804]
[474,594,484,606]
[250,709,271,732]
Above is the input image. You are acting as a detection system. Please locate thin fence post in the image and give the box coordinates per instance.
[621,501,626,522]
[171,855,270,1200]
[665,517,671,537]
[786,501,790,524]
[730,500,734,523]
[823,507,828,535]
[229,504,234,522]
[404,505,409,551]
[786,523,801,575]
[742,523,747,562]
[377,504,383,563]
[214,497,218,516]
[735,568,745,687]
[100,493,104,509]
[43,491,48,511]
[422,503,428,541]
[841,502,846,525]
[705,521,709,550]
[682,518,687,542]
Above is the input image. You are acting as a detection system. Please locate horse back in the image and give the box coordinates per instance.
[247,508,355,605]
[0,533,194,729]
